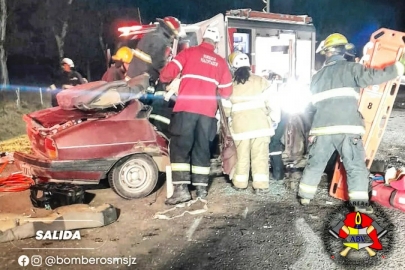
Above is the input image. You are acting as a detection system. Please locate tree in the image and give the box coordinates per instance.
[53,0,74,59]
[0,0,9,87]
[30,0,75,60]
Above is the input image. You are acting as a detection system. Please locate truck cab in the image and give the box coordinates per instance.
[178,10,316,81]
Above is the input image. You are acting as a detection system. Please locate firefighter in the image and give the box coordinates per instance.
[178,40,190,53]
[109,46,133,79]
[159,26,233,205]
[298,33,405,214]
[263,71,287,182]
[126,17,181,137]
[49,58,85,107]
[227,50,242,75]
[101,48,129,82]
[126,16,181,82]
[226,52,280,192]
[148,40,190,139]
[101,61,125,82]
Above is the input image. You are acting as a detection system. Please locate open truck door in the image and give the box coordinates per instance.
[181,13,227,57]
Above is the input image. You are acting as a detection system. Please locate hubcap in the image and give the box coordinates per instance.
[118,158,152,193]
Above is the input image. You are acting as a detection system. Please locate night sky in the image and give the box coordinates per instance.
[116,0,405,49]
[6,0,405,85]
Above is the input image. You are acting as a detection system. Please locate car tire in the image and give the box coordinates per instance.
[108,154,159,199]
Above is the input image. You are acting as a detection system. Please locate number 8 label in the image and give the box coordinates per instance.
[368,102,373,109]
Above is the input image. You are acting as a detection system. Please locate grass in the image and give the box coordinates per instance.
[0,90,51,152]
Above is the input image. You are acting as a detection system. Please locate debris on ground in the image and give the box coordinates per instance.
[153,198,208,220]
[0,135,31,154]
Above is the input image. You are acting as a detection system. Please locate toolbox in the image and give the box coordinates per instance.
[30,183,85,209]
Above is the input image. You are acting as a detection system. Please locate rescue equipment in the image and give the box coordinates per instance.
[371,181,405,212]
[30,183,85,210]
[0,155,34,192]
[217,93,238,178]
[330,28,405,201]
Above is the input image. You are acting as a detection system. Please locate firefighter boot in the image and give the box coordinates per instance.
[196,186,208,199]
[165,184,192,205]
[232,179,249,190]
[270,155,284,180]
[270,155,285,182]
[300,198,311,205]
[252,181,269,194]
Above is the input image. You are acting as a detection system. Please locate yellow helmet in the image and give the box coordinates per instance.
[112,46,133,64]
[317,33,354,55]
[228,51,242,66]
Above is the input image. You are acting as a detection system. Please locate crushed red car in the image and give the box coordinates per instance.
[13,79,170,199]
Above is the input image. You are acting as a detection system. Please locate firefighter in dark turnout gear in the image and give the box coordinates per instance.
[126,16,181,82]
[126,16,181,138]
[160,26,233,205]
[148,41,190,139]
[267,72,287,182]
[269,111,288,180]
[298,33,405,214]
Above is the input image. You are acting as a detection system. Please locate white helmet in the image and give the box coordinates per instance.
[231,53,250,69]
[61,58,74,68]
[203,27,220,43]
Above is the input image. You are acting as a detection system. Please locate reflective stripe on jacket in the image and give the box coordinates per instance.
[126,28,171,82]
[309,55,403,136]
[159,42,233,118]
[228,74,280,141]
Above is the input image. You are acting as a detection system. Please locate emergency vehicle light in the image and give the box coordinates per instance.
[118,26,143,37]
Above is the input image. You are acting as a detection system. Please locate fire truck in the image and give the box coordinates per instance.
[118,10,316,79]
[116,9,317,167]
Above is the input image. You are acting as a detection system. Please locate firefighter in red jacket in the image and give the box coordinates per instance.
[160,26,233,205]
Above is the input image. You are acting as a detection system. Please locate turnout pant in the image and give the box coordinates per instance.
[269,112,287,180]
[169,112,217,187]
[233,136,271,189]
[298,134,369,203]
[149,97,174,139]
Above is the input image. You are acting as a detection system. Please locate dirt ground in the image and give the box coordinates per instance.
[2,90,405,269]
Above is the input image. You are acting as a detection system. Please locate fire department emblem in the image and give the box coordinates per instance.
[329,212,387,257]
[323,204,394,267]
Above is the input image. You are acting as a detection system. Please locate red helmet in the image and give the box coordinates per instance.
[158,16,181,37]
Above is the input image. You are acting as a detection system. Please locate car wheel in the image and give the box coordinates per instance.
[108,154,159,199]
